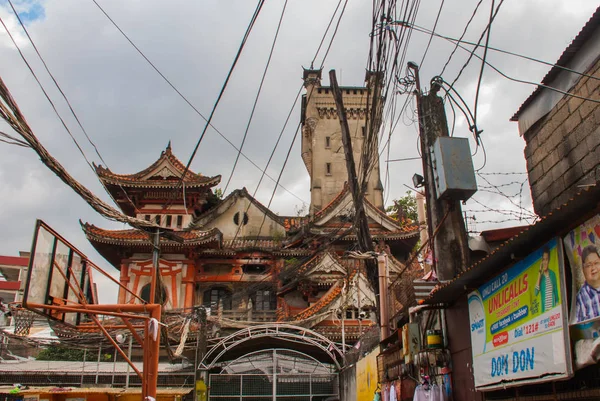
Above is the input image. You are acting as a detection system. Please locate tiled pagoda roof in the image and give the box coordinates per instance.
[94,143,220,189]
[313,320,376,340]
[307,225,418,241]
[81,223,222,247]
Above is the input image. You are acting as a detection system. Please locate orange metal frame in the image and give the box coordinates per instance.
[24,221,163,401]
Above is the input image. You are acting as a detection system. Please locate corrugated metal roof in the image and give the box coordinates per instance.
[511,6,600,121]
[0,360,192,374]
[0,386,192,395]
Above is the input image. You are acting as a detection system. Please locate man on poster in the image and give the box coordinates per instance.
[535,248,559,313]
[575,245,600,322]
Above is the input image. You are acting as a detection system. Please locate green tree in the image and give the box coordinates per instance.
[386,191,418,224]
[37,345,111,361]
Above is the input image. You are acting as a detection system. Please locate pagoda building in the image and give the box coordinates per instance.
[81,70,421,344]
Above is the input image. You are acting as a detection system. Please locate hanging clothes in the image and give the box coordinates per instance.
[413,383,444,401]
[389,380,397,401]
[384,382,391,401]
[393,379,401,401]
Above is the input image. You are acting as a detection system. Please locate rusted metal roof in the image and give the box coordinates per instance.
[0,385,192,395]
[511,6,600,121]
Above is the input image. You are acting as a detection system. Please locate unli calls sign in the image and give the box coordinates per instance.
[468,238,572,389]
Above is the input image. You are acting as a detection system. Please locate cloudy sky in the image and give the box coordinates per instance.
[0,0,597,302]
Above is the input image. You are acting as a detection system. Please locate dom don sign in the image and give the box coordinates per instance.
[468,238,572,389]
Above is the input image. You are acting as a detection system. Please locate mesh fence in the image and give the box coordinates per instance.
[209,373,338,400]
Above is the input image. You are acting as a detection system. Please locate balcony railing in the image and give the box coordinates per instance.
[219,308,277,322]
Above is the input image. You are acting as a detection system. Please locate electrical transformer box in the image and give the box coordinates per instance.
[431,137,477,201]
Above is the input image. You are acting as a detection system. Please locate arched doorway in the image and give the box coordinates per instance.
[200,324,343,401]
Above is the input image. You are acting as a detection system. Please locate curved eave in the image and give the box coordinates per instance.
[81,223,222,267]
[93,145,217,184]
[85,232,222,247]
[308,228,419,241]
[100,175,221,189]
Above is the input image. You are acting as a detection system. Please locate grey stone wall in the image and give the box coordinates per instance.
[524,58,600,216]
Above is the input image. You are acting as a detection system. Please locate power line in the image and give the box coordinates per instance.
[228,0,356,247]
[385,156,421,162]
[447,0,505,90]
[0,15,95,173]
[311,0,345,68]
[318,0,350,69]
[223,0,289,194]
[179,0,266,180]
[472,0,495,140]
[90,0,309,208]
[418,0,444,70]
[407,22,600,82]
[439,0,484,77]
[437,33,600,106]
[6,0,140,215]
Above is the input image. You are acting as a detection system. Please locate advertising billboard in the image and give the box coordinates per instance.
[23,220,97,326]
[468,238,572,389]
[563,213,600,368]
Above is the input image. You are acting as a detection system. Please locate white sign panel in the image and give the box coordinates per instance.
[468,238,572,390]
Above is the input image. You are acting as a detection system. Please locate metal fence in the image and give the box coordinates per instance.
[209,373,338,401]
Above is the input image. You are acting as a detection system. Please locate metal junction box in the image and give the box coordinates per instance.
[431,137,477,201]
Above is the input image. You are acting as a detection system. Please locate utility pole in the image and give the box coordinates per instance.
[409,63,470,281]
[194,306,207,400]
[329,69,378,284]
[329,70,375,256]
[330,70,391,339]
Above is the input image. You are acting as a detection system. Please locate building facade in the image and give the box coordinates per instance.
[81,70,418,345]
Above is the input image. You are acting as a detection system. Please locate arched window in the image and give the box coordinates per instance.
[203,287,232,310]
[140,283,168,304]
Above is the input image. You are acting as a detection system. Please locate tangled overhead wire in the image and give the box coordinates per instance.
[431,76,483,146]
[395,66,416,95]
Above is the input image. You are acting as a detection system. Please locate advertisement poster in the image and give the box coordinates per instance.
[356,348,378,401]
[563,213,600,368]
[468,238,572,389]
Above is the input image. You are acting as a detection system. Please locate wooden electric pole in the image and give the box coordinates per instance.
[410,64,470,281]
[329,69,377,272]
[330,70,390,336]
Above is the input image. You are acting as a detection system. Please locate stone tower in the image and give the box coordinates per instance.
[301,68,384,215]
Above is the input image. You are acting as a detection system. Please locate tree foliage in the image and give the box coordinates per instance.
[386,191,418,224]
[37,345,111,361]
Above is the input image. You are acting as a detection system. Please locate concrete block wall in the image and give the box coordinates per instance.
[524,58,600,216]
